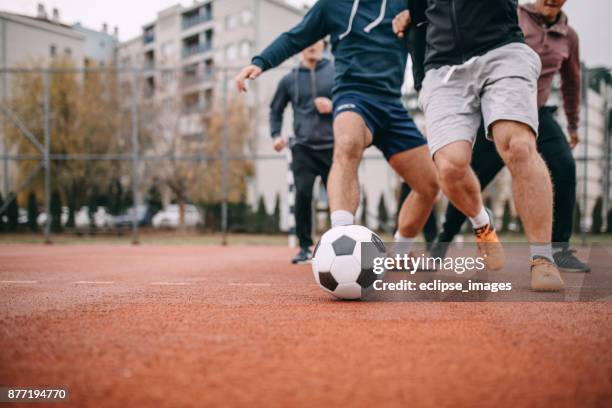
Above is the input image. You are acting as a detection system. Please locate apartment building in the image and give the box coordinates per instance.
[0,4,117,196]
[117,0,408,231]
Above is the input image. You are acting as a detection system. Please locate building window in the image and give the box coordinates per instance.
[161,41,175,59]
[50,44,57,57]
[240,41,251,58]
[64,48,72,56]
[225,44,237,61]
[225,14,238,30]
[241,9,253,25]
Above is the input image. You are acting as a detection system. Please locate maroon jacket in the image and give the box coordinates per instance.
[519,4,581,133]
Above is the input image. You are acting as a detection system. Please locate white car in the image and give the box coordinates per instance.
[37,206,69,227]
[75,207,114,228]
[152,204,202,228]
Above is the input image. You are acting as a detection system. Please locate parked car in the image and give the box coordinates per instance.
[113,205,149,227]
[18,208,28,225]
[152,204,203,228]
[37,206,69,227]
[75,207,114,228]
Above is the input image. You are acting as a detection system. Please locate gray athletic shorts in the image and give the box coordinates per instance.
[418,42,542,156]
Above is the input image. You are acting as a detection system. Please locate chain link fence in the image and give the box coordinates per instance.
[0,64,610,245]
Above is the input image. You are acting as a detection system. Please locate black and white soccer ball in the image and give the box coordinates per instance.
[312,225,386,300]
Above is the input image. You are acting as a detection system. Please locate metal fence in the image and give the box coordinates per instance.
[0,65,610,245]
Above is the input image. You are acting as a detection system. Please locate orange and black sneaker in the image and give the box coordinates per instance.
[474,219,505,271]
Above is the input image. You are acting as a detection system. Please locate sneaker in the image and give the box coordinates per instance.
[473,211,505,271]
[531,257,564,291]
[553,248,591,273]
[429,238,450,259]
[291,247,312,264]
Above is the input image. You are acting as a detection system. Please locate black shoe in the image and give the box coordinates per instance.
[553,248,590,273]
[291,247,312,264]
[429,238,450,259]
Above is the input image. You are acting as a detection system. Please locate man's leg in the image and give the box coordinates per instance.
[491,121,552,244]
[291,146,318,263]
[537,108,589,272]
[433,128,505,257]
[434,141,481,217]
[434,140,505,270]
[396,182,438,248]
[328,112,371,227]
[491,120,563,290]
[390,147,439,240]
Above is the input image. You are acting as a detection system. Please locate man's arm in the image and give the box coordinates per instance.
[252,1,330,72]
[407,0,427,92]
[560,30,581,143]
[393,1,427,91]
[236,1,329,92]
[270,76,291,140]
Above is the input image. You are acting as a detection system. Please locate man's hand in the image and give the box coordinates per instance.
[392,10,412,39]
[314,97,333,114]
[272,136,287,152]
[569,131,580,149]
[235,65,263,93]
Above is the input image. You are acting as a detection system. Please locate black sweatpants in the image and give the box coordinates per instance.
[397,183,439,248]
[292,144,333,249]
[439,106,577,247]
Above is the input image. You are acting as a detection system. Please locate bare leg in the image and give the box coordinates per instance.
[327,112,372,214]
[491,120,552,243]
[433,141,482,218]
[389,145,439,237]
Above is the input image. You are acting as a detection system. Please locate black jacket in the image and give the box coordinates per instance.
[269,58,334,150]
[408,0,525,90]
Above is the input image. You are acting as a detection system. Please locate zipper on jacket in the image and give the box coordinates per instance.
[450,0,466,63]
[310,67,320,139]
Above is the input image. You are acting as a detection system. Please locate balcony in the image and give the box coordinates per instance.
[182,12,212,30]
[182,42,212,58]
[181,71,214,88]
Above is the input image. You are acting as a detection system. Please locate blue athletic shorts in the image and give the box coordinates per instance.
[333,93,427,160]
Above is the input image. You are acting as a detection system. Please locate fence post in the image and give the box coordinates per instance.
[602,79,610,232]
[131,72,140,245]
[1,69,8,197]
[221,68,229,245]
[285,145,297,248]
[43,70,52,244]
[581,64,589,246]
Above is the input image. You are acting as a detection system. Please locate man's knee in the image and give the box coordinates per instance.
[333,135,363,165]
[492,121,538,168]
[411,178,440,201]
[436,156,470,185]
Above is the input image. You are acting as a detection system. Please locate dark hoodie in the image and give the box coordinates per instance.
[269,58,335,150]
[407,0,525,91]
[253,0,412,102]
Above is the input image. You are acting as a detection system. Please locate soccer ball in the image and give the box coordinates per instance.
[312,225,386,300]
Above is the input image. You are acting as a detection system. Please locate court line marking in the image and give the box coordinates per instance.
[0,280,39,284]
[150,282,191,286]
[73,281,115,284]
[228,283,272,287]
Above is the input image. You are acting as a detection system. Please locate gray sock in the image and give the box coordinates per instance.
[531,244,554,262]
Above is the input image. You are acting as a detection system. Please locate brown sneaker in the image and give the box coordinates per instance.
[474,224,505,271]
[531,257,564,292]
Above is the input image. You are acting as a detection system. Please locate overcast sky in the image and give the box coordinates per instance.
[1,0,610,67]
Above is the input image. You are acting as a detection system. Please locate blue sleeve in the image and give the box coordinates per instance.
[269,75,291,138]
[252,1,330,71]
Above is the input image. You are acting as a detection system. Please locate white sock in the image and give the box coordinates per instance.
[331,210,354,227]
[394,231,416,254]
[531,244,554,262]
[469,206,490,229]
